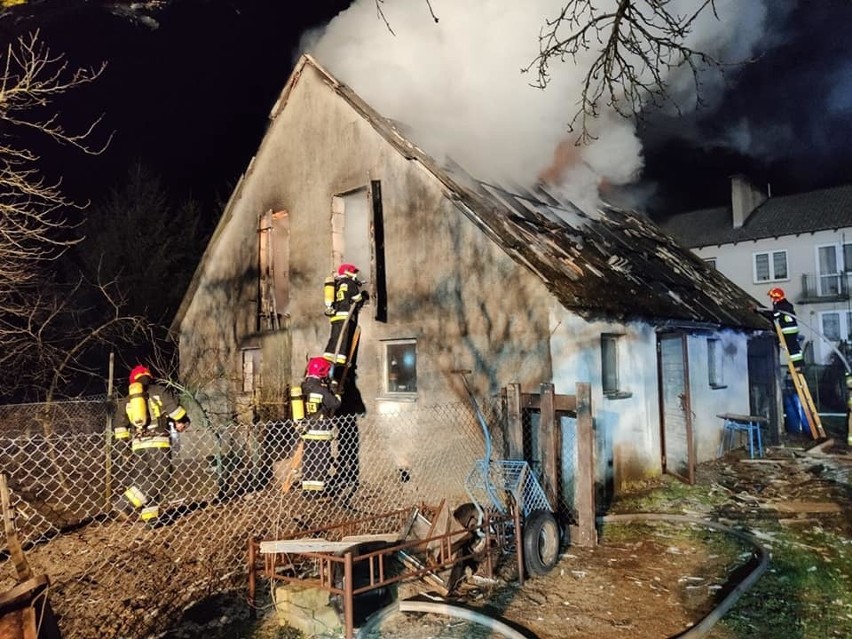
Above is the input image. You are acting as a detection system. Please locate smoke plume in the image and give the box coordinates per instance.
[302,0,774,213]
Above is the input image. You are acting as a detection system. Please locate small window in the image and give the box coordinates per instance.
[707,338,725,388]
[601,334,630,398]
[703,257,717,269]
[753,250,788,283]
[384,339,417,395]
[241,348,261,393]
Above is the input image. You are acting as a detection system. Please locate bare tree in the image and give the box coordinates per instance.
[523,0,724,143]
[0,31,113,399]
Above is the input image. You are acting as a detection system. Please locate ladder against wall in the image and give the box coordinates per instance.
[773,320,826,440]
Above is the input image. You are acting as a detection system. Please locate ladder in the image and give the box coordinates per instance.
[773,320,826,439]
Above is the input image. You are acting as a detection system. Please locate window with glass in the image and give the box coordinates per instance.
[707,338,725,388]
[703,257,717,269]
[384,339,417,395]
[753,250,788,283]
[601,334,621,396]
[816,243,852,296]
[820,311,852,343]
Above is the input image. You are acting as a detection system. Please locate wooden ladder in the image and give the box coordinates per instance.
[774,320,826,439]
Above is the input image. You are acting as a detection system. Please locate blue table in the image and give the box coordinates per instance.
[717,413,768,459]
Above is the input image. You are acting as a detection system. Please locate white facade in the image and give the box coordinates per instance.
[693,228,852,364]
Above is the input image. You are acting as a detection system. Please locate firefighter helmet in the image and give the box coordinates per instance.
[337,263,359,278]
[306,357,332,378]
[767,287,785,301]
[129,364,153,384]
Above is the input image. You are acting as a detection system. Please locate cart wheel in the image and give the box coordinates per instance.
[523,509,560,576]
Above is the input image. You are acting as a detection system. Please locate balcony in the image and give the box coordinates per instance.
[799,272,852,303]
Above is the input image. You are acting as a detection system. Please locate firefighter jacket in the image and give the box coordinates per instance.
[772,298,799,336]
[301,375,341,441]
[114,381,189,451]
[329,276,364,323]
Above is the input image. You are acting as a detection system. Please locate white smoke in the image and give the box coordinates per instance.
[302,0,773,213]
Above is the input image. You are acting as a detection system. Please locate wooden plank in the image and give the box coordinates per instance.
[573,382,596,547]
[539,383,559,509]
[765,501,842,514]
[259,538,358,554]
[505,383,523,459]
[519,392,576,413]
[340,533,401,544]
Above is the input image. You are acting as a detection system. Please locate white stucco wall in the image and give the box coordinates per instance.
[550,309,754,491]
[685,330,751,461]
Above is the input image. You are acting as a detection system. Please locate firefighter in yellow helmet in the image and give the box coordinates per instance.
[766,287,804,370]
[113,365,190,525]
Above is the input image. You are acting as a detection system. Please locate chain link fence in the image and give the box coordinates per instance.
[0,393,584,638]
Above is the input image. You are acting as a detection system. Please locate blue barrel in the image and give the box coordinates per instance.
[783,392,808,434]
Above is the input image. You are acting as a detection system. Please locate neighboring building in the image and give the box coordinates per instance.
[171,55,773,494]
[662,176,852,365]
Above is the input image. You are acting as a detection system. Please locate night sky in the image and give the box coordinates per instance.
[3,0,851,221]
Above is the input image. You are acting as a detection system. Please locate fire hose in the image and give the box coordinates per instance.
[358,513,770,639]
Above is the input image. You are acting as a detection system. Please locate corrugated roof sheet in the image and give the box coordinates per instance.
[661,184,852,248]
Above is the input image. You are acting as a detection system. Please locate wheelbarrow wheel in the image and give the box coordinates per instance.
[523,509,559,576]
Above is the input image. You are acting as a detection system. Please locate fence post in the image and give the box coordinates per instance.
[539,383,559,509]
[104,352,115,507]
[505,383,523,459]
[571,382,596,547]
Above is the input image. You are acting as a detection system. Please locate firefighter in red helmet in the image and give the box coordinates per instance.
[299,356,341,494]
[765,287,804,370]
[113,364,190,525]
[323,263,366,383]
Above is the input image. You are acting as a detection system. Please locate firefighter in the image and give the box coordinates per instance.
[299,357,341,494]
[767,287,804,370]
[323,263,366,381]
[113,364,190,525]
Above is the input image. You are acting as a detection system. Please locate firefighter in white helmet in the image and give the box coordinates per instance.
[113,364,190,525]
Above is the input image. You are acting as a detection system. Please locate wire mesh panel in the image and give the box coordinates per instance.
[0,395,515,639]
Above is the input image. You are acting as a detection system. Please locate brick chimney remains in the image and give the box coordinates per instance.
[731,174,767,229]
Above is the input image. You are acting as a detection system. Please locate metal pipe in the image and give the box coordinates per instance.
[357,599,533,639]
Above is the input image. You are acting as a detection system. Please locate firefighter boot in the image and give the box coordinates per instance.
[113,486,147,522]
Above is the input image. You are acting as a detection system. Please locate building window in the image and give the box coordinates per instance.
[753,250,788,283]
[816,243,852,296]
[703,257,717,269]
[383,339,417,395]
[707,338,725,388]
[601,334,630,398]
[241,348,261,393]
[820,311,852,343]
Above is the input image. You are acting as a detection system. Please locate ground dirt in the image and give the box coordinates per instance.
[4,428,851,639]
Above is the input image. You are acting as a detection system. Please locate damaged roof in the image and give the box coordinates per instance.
[445,179,768,329]
[661,184,852,249]
[178,54,768,333]
[279,55,769,331]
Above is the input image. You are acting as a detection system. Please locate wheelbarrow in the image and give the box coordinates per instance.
[454,371,560,576]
